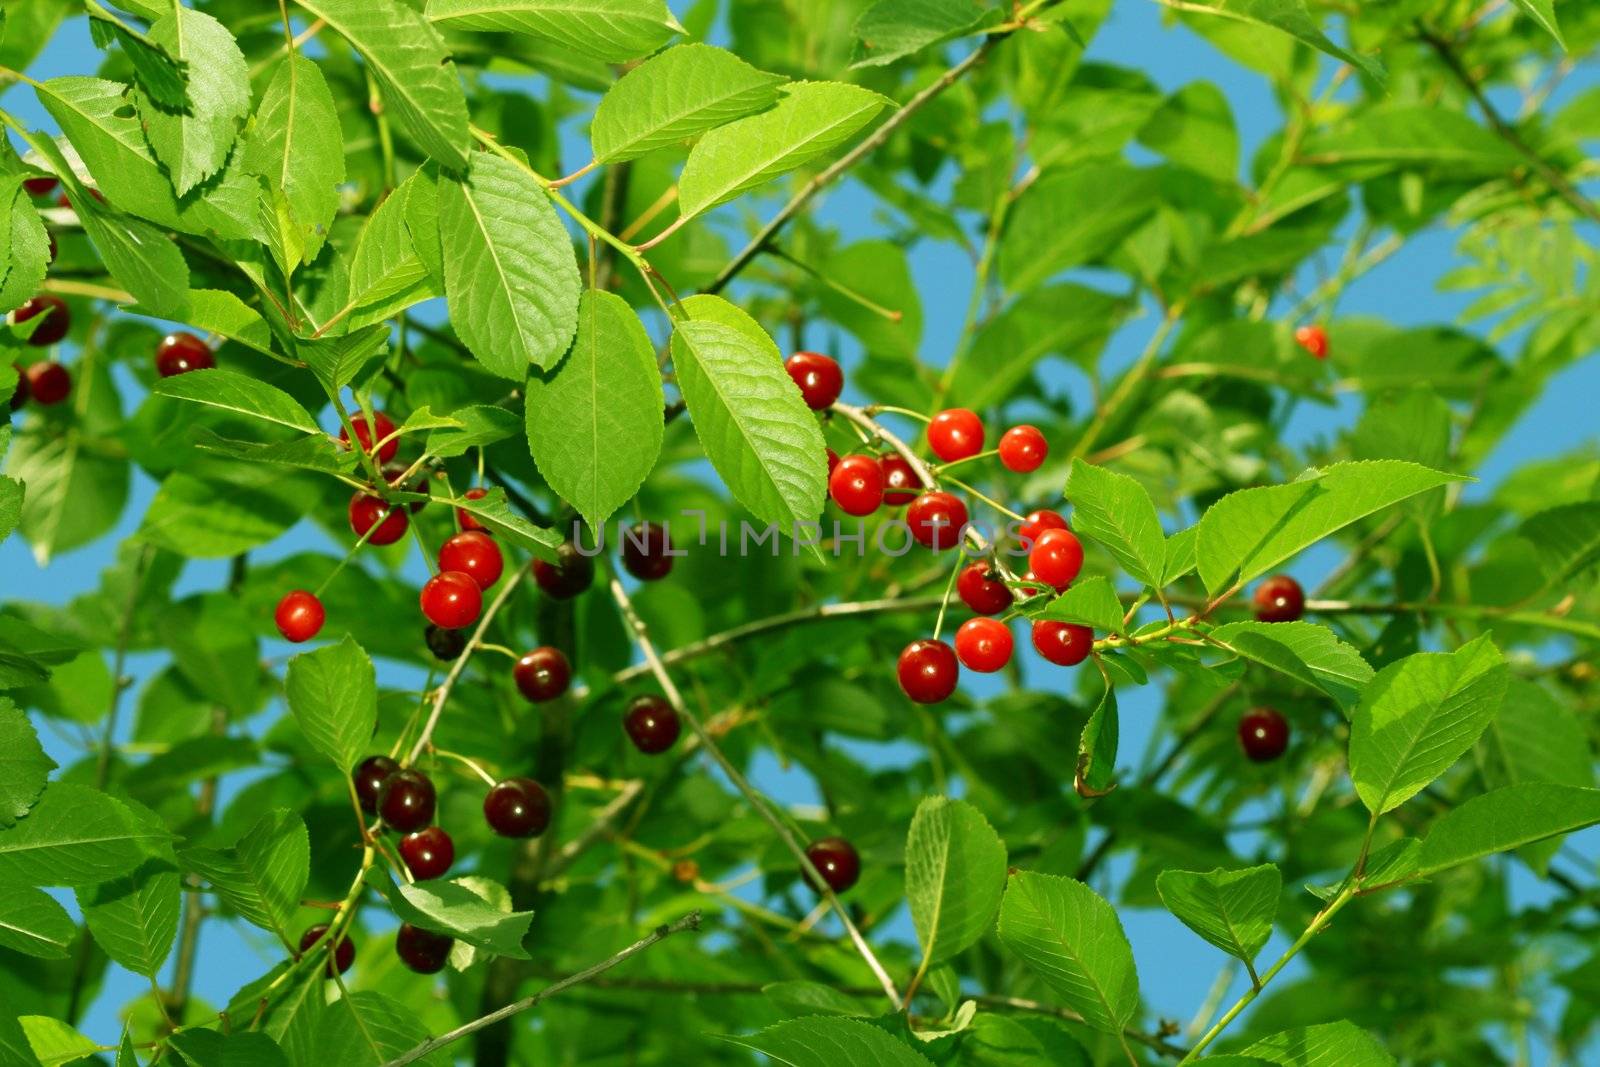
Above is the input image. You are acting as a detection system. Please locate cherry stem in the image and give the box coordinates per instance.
[432,747,499,787]
[931,555,965,642]
[932,448,998,473]
[864,404,931,423]
[940,473,1025,523]
[314,500,397,597]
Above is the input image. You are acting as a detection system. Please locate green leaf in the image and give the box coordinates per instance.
[438,152,581,378]
[77,199,189,319]
[670,298,828,534]
[341,176,438,328]
[1415,784,1600,880]
[117,1031,139,1067]
[999,164,1160,293]
[78,859,181,977]
[157,594,262,718]
[1163,526,1198,585]
[1509,0,1565,48]
[1171,0,1384,83]
[285,637,378,774]
[677,81,889,220]
[295,0,470,169]
[526,290,664,534]
[313,991,450,1067]
[193,430,358,476]
[1349,635,1509,816]
[0,178,50,315]
[1520,501,1600,587]
[0,885,75,959]
[152,369,320,435]
[1195,461,1465,597]
[0,783,164,887]
[139,458,320,558]
[134,7,249,197]
[180,809,308,945]
[1137,81,1238,181]
[245,54,344,266]
[169,1031,289,1067]
[18,1017,97,1067]
[1477,678,1594,791]
[995,872,1139,1034]
[950,285,1128,410]
[1302,107,1517,170]
[851,0,988,68]
[1240,1021,1396,1066]
[1155,864,1280,963]
[1209,621,1375,712]
[0,697,55,827]
[1077,685,1119,796]
[905,797,1007,968]
[1035,577,1124,636]
[722,1016,936,1067]
[592,44,786,164]
[297,327,390,394]
[1066,459,1165,589]
[156,290,277,359]
[367,869,534,958]
[84,0,185,108]
[8,423,130,565]
[426,0,681,63]
[426,405,521,458]
[761,980,872,1018]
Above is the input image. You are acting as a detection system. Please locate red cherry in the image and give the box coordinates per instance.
[621,522,674,581]
[298,924,354,976]
[341,411,399,463]
[398,826,454,881]
[377,769,436,832]
[483,777,551,837]
[513,646,570,703]
[829,454,884,516]
[396,923,453,974]
[274,590,325,643]
[880,454,920,506]
[353,755,399,814]
[825,447,840,476]
[804,837,860,894]
[897,639,958,703]
[998,425,1048,473]
[1031,620,1092,666]
[1295,324,1329,360]
[23,176,58,197]
[420,571,482,630]
[623,694,681,754]
[784,351,843,410]
[9,363,29,410]
[425,624,467,662]
[954,617,1013,673]
[1028,528,1084,591]
[25,361,71,405]
[927,408,984,463]
[532,541,595,599]
[907,491,968,551]
[1239,707,1290,762]
[438,531,503,590]
[14,296,70,347]
[1252,575,1305,623]
[957,561,1014,615]
[1017,508,1068,548]
[155,332,215,377]
[457,487,488,532]
[348,493,409,546]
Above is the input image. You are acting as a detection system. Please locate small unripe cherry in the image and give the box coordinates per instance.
[1239,707,1290,761]
[341,411,399,463]
[438,531,503,590]
[348,493,408,545]
[954,617,1013,673]
[623,694,681,754]
[25,361,71,405]
[1294,324,1329,360]
[156,332,215,377]
[1252,575,1305,623]
[274,589,325,643]
[804,837,860,894]
[784,350,843,410]
[829,454,884,516]
[1017,508,1068,548]
[907,491,968,551]
[513,646,571,703]
[897,639,959,704]
[1031,620,1092,666]
[927,408,985,463]
[880,454,920,506]
[1028,528,1084,591]
[957,561,1014,615]
[298,924,354,976]
[13,295,70,347]
[998,425,1048,473]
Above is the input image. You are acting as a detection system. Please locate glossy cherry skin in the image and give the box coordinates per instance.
[396,923,454,974]
[1295,324,1329,360]
[880,454,919,506]
[826,447,840,476]
[514,646,571,703]
[957,561,1013,615]
[1031,620,1092,667]
[425,624,466,661]
[829,454,884,516]
[274,589,325,643]
[483,777,551,838]
[998,425,1048,473]
[340,411,399,463]
[621,522,674,581]
[804,837,860,894]
[399,826,455,881]
[353,755,399,815]
[1016,508,1068,549]
[22,175,58,197]
[1253,575,1305,623]
[298,924,354,976]
[420,571,482,630]
[14,295,70,346]
[1028,528,1084,591]
[1239,707,1290,762]
[8,364,28,411]
[532,541,595,599]
[25,361,71,405]
[623,694,681,754]
[457,487,488,532]
[898,639,959,703]
[955,617,1013,673]
[907,491,968,551]
[156,332,215,377]
[927,408,984,463]
[784,351,843,410]
[377,769,436,832]
[438,531,503,590]
[348,493,409,546]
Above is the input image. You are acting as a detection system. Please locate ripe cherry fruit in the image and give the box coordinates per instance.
[998,425,1048,473]
[353,755,399,814]
[425,624,467,662]
[621,522,674,581]
[1032,620,1092,667]
[156,332,215,378]
[1253,575,1305,623]
[880,454,919,506]
[826,447,840,476]
[804,837,861,894]
[22,175,58,198]
[341,411,399,463]
[513,646,571,703]
[1028,528,1084,591]
[784,350,843,410]
[348,493,408,546]
[483,777,551,838]
[907,491,968,551]
[957,561,1014,615]
[927,408,984,463]
[955,617,1013,673]
[623,694,680,755]
[298,924,355,977]
[399,826,455,881]
[396,923,454,975]
[532,541,595,600]
[1239,707,1289,762]
[24,362,71,406]
[438,531,503,590]
[14,295,70,347]
[420,571,482,630]
[898,639,959,704]
[1294,324,1329,360]
[829,454,884,516]
[1017,508,1068,548]
[274,589,325,643]
[457,487,488,532]
[377,769,436,832]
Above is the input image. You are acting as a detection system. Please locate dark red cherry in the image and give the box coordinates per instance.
[377,769,436,832]
[483,777,551,838]
[1031,620,1092,667]
[532,541,595,600]
[156,332,215,377]
[621,522,674,580]
[513,646,570,703]
[1239,707,1290,762]
[897,639,959,704]
[14,296,70,346]
[24,361,70,405]
[23,175,58,197]
[341,411,399,463]
[399,826,454,881]
[957,561,1013,616]
[784,350,843,410]
[353,755,399,815]
[348,493,409,546]
[1252,575,1305,623]
[623,694,681,754]
[425,624,467,661]
[804,836,860,894]
[420,571,482,630]
[907,491,968,551]
[396,923,453,974]
[438,531,503,590]
[274,590,325,643]
[298,924,354,976]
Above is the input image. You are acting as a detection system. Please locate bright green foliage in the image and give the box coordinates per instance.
[905,797,1007,968]
[1156,863,1280,964]
[996,873,1140,1034]
[285,637,378,773]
